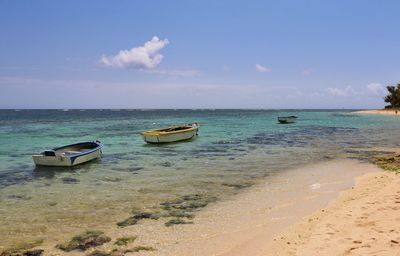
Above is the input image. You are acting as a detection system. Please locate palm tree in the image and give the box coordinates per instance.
[384,83,400,108]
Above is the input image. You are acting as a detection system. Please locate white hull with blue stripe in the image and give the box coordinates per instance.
[32,141,103,167]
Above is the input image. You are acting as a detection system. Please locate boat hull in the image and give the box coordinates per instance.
[278,116,297,124]
[32,141,103,167]
[32,149,101,166]
[142,128,198,143]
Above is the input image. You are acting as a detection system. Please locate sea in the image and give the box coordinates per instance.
[0,109,399,249]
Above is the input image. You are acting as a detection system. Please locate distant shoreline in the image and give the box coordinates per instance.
[353,109,400,116]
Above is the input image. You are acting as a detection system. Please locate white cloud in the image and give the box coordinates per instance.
[255,64,271,73]
[326,86,358,97]
[366,83,386,96]
[100,36,169,69]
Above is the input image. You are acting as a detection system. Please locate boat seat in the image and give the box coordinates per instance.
[43,150,56,156]
[63,151,82,155]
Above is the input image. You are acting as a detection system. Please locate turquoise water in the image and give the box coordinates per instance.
[0,109,399,249]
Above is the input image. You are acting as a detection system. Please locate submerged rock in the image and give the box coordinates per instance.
[128,246,155,252]
[133,212,154,219]
[129,167,143,171]
[114,236,137,246]
[0,240,44,256]
[87,245,155,256]
[100,177,121,182]
[222,181,253,190]
[1,249,44,256]
[373,154,400,172]
[7,194,32,201]
[116,217,138,227]
[56,230,111,251]
[61,177,79,184]
[160,162,172,167]
[86,250,110,256]
[165,218,193,227]
[117,212,159,227]
[160,194,217,211]
[22,250,43,256]
[167,210,194,219]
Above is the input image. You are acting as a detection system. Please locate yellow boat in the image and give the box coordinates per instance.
[142,123,199,143]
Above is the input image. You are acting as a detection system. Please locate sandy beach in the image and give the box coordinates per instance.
[353,109,400,116]
[28,159,392,256]
[265,171,400,255]
[148,158,399,256]
[3,156,400,256]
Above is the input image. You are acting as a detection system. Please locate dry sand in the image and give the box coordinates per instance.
[353,109,400,116]
[264,171,400,256]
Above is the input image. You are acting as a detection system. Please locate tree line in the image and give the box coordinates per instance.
[384,83,400,109]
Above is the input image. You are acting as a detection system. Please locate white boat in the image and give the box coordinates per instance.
[278,116,298,124]
[142,123,199,143]
[32,141,103,167]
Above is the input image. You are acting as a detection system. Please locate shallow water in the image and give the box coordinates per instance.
[0,109,399,249]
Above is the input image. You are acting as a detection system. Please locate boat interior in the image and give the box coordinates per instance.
[42,142,99,156]
[155,125,193,132]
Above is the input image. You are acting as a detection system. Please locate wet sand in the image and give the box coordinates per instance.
[353,109,400,116]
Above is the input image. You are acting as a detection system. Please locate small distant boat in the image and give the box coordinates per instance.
[32,141,103,167]
[278,116,298,124]
[142,123,199,143]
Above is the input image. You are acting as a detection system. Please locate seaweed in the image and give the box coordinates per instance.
[166,210,194,219]
[86,250,110,256]
[222,181,253,190]
[61,177,79,184]
[160,194,217,211]
[165,218,193,227]
[0,239,44,256]
[129,246,155,252]
[114,236,137,246]
[373,154,400,173]
[116,217,138,227]
[56,230,111,251]
[117,212,159,227]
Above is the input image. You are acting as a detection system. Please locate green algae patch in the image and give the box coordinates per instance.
[117,217,138,227]
[92,246,156,256]
[166,210,194,219]
[117,212,159,228]
[0,249,44,256]
[160,194,217,211]
[373,154,400,173]
[129,246,155,252]
[86,250,111,256]
[222,181,254,189]
[114,236,137,246]
[0,239,44,256]
[160,194,217,227]
[116,194,216,229]
[165,218,193,227]
[56,230,111,252]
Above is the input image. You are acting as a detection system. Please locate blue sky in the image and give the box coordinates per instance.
[0,0,399,108]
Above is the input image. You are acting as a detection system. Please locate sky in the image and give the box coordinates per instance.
[0,0,399,109]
